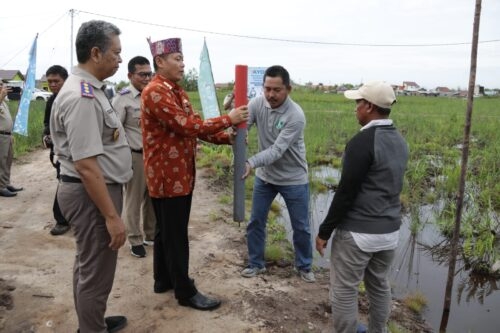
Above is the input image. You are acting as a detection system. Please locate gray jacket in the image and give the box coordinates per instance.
[247,95,308,185]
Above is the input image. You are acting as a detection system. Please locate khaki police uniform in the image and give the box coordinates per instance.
[112,85,155,246]
[50,66,132,333]
[0,100,14,191]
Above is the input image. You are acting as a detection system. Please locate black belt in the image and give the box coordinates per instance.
[0,130,11,136]
[61,175,82,183]
[131,148,143,154]
[60,175,120,186]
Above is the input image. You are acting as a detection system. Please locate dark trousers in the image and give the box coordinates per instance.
[152,194,197,300]
[51,150,67,225]
[53,184,68,224]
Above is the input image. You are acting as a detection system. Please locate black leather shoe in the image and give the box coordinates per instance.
[105,315,127,333]
[76,316,127,333]
[178,291,221,311]
[6,185,23,192]
[50,223,70,236]
[0,188,16,197]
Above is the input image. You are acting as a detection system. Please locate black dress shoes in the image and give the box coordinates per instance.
[105,316,127,333]
[76,315,127,333]
[50,223,70,236]
[178,291,221,311]
[0,188,16,197]
[6,185,23,192]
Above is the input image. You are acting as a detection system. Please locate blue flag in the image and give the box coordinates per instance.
[197,40,220,119]
[13,34,38,136]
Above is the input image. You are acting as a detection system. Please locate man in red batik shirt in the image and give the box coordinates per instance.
[141,37,248,311]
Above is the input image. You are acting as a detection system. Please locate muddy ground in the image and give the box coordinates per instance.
[0,149,432,332]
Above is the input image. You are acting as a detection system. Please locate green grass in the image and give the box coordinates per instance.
[8,100,46,157]
[12,92,500,272]
[193,91,500,272]
[388,321,410,333]
[403,291,428,314]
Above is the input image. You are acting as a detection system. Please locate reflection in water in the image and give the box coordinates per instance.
[275,166,500,332]
[421,238,500,306]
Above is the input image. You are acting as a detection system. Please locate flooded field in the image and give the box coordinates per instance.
[276,166,500,332]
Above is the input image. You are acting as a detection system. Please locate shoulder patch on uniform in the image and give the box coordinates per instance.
[119,88,131,95]
[80,81,94,98]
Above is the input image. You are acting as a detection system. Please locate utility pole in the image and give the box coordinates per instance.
[439,0,482,331]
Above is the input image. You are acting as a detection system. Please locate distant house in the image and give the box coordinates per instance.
[435,86,452,97]
[451,85,484,98]
[0,69,24,83]
[416,87,429,96]
[474,85,484,96]
[394,85,405,95]
[402,81,420,95]
[453,90,468,98]
[38,74,49,91]
[0,70,25,100]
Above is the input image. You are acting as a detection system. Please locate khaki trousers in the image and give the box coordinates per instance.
[123,151,156,245]
[0,134,13,189]
[58,181,123,333]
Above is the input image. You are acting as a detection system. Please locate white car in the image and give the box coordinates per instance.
[32,88,52,101]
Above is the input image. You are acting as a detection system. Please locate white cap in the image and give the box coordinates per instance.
[344,81,396,109]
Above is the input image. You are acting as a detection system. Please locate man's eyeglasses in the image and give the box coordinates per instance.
[135,72,153,78]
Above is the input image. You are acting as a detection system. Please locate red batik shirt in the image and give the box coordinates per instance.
[141,74,232,198]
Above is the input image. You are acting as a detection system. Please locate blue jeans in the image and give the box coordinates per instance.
[246,176,312,271]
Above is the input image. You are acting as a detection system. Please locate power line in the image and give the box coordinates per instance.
[76,9,500,48]
[1,12,67,69]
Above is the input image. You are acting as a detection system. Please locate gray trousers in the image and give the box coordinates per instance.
[0,134,13,189]
[58,182,123,333]
[330,229,395,333]
[123,151,155,245]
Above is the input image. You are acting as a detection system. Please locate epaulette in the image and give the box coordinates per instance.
[119,88,131,95]
[80,81,94,98]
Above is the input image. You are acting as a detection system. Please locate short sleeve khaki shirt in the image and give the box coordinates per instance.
[50,66,132,184]
[112,84,142,150]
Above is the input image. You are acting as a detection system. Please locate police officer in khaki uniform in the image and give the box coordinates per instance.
[0,82,23,197]
[112,55,156,258]
[50,20,132,333]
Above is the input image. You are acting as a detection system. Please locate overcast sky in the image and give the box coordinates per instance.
[1,0,499,89]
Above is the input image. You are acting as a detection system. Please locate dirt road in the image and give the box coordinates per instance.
[1,149,433,333]
[0,149,335,333]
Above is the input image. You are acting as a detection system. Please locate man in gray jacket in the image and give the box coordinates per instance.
[241,65,314,283]
[316,81,409,333]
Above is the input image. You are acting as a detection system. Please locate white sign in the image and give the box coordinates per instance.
[247,67,266,100]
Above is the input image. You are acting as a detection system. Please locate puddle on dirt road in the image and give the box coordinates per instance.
[275,166,500,332]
